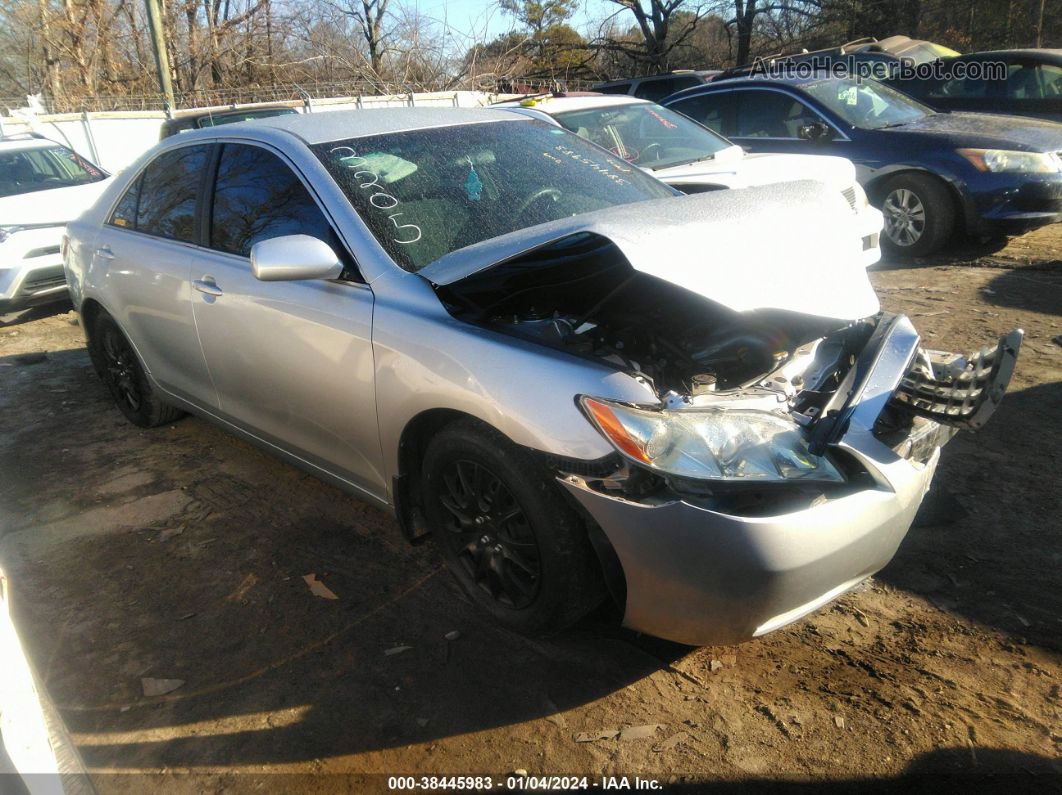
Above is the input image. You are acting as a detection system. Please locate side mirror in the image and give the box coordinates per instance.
[798,121,832,142]
[250,234,343,282]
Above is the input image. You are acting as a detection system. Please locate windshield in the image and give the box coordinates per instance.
[802,78,934,129]
[313,119,676,272]
[553,103,731,169]
[0,145,106,198]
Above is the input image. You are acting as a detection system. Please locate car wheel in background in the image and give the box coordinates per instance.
[422,419,605,634]
[879,173,956,257]
[89,312,185,428]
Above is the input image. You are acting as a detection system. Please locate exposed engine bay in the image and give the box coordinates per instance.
[436,232,1022,449]
[436,232,858,401]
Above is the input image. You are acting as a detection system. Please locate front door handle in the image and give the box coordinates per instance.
[192,277,223,297]
[95,246,114,260]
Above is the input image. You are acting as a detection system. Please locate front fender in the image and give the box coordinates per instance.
[370,270,656,500]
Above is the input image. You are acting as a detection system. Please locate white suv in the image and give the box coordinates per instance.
[0,135,111,314]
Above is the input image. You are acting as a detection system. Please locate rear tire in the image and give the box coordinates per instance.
[422,419,605,634]
[89,312,185,428]
[879,173,956,258]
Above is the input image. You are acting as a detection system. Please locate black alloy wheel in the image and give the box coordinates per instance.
[436,458,542,609]
[99,323,143,413]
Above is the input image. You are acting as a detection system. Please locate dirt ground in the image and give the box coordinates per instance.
[1,226,1060,793]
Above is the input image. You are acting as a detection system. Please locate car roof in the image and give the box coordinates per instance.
[665,74,822,102]
[493,95,650,114]
[169,104,297,121]
[177,106,529,145]
[954,48,1062,59]
[0,137,63,153]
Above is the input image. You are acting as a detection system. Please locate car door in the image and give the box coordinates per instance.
[189,141,385,498]
[90,143,218,406]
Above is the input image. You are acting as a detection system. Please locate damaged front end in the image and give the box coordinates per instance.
[431,229,1022,644]
[435,231,1021,512]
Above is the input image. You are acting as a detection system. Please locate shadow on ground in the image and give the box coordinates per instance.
[879,380,1062,652]
[872,236,1010,272]
[981,266,1062,316]
[0,301,71,328]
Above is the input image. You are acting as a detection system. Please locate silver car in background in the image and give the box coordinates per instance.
[64,109,1021,645]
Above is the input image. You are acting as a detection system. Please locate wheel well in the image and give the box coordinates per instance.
[392,409,627,613]
[866,169,967,235]
[79,298,105,347]
[393,409,475,543]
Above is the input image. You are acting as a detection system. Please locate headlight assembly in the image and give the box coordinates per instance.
[580,396,845,483]
[957,148,1061,174]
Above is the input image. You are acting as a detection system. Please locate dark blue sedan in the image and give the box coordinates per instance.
[663,75,1062,256]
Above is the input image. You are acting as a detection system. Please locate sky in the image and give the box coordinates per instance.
[412,0,620,46]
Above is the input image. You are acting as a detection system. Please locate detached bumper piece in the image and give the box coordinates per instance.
[890,329,1023,430]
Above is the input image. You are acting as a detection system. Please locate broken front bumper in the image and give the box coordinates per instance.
[561,441,938,646]
[560,314,1020,646]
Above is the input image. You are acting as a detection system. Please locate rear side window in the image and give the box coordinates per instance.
[209,143,335,258]
[670,94,732,136]
[109,177,140,228]
[135,145,211,242]
[634,75,701,102]
[1005,62,1062,99]
[597,82,633,95]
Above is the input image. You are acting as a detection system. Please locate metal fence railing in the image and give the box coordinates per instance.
[1,75,598,114]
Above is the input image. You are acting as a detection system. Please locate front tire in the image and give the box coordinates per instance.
[879,173,956,257]
[422,420,605,634]
[89,312,184,428]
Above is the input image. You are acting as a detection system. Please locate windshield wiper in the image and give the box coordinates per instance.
[652,154,716,171]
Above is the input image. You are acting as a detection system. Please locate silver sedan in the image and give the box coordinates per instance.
[64,108,1021,645]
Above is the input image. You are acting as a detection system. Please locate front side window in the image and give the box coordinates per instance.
[312,119,675,272]
[554,103,730,170]
[209,143,335,257]
[135,144,211,242]
[802,78,933,129]
[734,91,823,138]
[0,145,106,198]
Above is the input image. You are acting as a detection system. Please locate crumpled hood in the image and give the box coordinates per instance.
[889,112,1062,152]
[419,180,880,321]
[0,178,112,226]
[656,150,857,191]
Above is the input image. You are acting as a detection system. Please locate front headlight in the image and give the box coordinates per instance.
[957,148,1061,174]
[580,396,845,483]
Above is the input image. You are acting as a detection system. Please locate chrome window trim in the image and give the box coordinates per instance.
[101,137,370,288]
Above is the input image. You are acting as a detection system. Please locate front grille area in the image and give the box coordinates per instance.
[24,245,61,260]
[841,186,858,212]
[891,330,1023,430]
[23,271,66,293]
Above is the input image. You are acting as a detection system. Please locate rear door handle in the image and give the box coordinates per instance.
[192,277,223,297]
[95,246,114,260]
